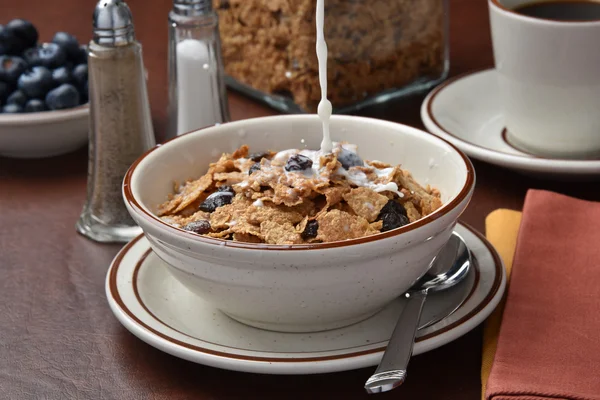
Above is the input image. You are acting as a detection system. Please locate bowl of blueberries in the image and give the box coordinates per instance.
[0,19,89,158]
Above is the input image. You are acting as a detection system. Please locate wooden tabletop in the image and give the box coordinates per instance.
[1,1,598,399]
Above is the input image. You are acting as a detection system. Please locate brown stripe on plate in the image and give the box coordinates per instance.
[425,70,600,162]
[500,128,545,158]
[425,69,531,160]
[108,223,503,363]
[131,249,480,354]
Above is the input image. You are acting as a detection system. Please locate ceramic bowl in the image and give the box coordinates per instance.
[123,115,475,333]
[0,105,89,159]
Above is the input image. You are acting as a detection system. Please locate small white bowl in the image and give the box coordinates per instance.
[0,105,89,159]
[123,115,475,333]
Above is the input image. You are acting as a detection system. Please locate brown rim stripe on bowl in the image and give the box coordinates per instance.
[130,247,480,353]
[122,117,476,251]
[489,0,600,24]
[108,223,503,363]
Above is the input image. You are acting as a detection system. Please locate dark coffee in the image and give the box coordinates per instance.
[514,0,600,21]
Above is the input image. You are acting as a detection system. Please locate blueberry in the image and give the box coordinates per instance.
[379,200,408,217]
[25,44,67,69]
[24,98,46,112]
[80,79,88,104]
[0,81,9,102]
[6,19,38,49]
[2,103,22,113]
[23,46,41,66]
[199,191,234,212]
[51,32,79,61]
[17,66,53,99]
[249,162,261,174]
[45,83,80,110]
[40,43,67,69]
[377,200,409,232]
[301,220,319,239]
[338,147,364,170]
[6,90,27,107]
[380,212,409,232]
[0,25,7,55]
[0,56,28,84]
[0,24,26,55]
[72,64,87,89]
[217,185,234,194]
[70,44,88,65]
[51,66,73,86]
[183,220,211,234]
[249,152,269,162]
[285,154,313,171]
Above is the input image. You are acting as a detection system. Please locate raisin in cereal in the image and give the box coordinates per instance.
[157,143,442,244]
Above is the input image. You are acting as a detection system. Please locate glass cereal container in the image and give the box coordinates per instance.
[215,0,449,113]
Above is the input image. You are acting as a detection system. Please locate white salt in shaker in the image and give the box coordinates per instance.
[167,0,230,138]
[76,0,155,243]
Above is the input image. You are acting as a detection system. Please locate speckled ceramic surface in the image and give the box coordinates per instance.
[0,105,88,158]
[123,115,475,332]
[421,69,600,180]
[106,223,505,375]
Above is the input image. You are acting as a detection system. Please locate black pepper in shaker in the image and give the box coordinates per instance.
[76,0,155,243]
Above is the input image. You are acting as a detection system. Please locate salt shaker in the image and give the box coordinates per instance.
[76,0,156,243]
[167,0,230,138]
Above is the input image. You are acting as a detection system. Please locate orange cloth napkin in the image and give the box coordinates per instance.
[483,190,600,400]
[482,209,522,397]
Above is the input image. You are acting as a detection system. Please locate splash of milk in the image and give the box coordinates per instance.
[253,198,264,207]
[335,166,403,197]
[316,0,333,154]
[272,143,403,196]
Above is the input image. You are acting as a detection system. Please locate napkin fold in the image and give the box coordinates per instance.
[483,190,600,400]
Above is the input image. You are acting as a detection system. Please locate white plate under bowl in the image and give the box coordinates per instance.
[106,223,505,375]
[0,104,89,159]
[421,69,600,180]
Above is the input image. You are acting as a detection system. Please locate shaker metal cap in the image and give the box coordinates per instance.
[93,0,135,46]
[173,0,213,16]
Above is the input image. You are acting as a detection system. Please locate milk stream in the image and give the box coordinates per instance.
[316,0,333,153]
[266,2,401,196]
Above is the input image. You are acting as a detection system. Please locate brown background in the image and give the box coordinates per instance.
[1,0,598,399]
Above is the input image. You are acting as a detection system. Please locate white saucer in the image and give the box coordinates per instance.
[421,69,600,180]
[106,223,505,375]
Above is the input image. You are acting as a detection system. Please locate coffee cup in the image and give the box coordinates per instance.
[489,0,600,159]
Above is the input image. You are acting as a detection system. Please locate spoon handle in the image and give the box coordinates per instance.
[364,290,428,394]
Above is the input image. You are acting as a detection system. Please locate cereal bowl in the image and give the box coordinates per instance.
[0,104,89,159]
[123,115,475,333]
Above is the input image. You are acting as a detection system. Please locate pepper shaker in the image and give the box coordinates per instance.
[76,0,156,243]
[167,0,230,139]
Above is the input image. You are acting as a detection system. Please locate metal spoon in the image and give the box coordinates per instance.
[364,233,471,394]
